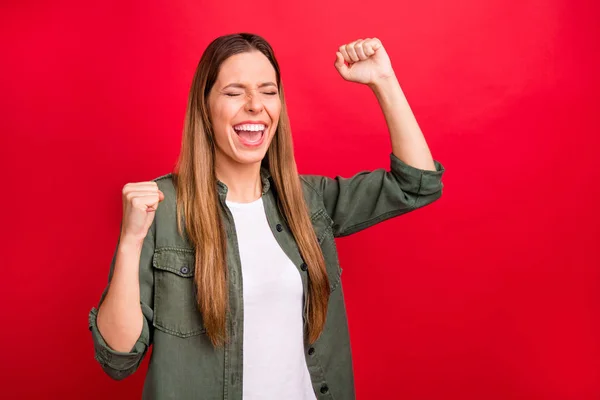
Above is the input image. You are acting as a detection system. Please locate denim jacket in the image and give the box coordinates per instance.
[88,153,445,399]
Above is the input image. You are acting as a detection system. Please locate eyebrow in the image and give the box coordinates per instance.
[222,82,278,90]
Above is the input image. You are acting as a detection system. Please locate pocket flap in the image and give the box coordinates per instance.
[153,249,195,278]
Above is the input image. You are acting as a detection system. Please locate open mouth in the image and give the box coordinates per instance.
[233,123,266,146]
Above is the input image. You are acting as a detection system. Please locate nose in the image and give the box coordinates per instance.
[244,92,264,114]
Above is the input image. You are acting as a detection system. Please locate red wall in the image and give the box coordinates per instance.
[2,0,599,399]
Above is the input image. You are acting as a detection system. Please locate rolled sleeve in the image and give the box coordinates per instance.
[389,153,445,198]
[88,306,151,380]
[301,153,445,237]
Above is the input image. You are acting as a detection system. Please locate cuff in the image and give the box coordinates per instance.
[88,307,149,375]
[390,153,445,196]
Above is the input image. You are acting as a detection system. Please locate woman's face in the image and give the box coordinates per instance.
[208,51,281,168]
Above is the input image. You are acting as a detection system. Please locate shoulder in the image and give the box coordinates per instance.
[299,175,325,212]
[300,174,323,193]
[152,173,175,192]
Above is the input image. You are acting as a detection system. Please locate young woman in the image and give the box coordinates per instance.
[89,33,444,400]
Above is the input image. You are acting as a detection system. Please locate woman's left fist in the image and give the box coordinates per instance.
[334,38,395,87]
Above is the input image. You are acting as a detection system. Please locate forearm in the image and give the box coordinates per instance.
[96,238,144,352]
[370,75,436,171]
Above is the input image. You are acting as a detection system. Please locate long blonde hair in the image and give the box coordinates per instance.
[174,33,330,346]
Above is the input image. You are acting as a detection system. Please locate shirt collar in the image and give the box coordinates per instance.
[216,166,272,199]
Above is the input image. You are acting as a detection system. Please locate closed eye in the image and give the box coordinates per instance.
[224,92,278,97]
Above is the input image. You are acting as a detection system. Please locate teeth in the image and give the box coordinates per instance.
[234,123,266,132]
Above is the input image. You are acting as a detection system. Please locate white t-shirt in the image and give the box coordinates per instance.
[226,197,316,400]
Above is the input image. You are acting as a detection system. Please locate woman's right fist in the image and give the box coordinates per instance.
[120,182,164,244]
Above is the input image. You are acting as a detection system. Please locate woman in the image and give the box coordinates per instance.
[89,33,444,400]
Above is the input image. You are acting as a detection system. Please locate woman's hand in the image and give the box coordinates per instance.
[120,182,164,245]
[334,38,395,87]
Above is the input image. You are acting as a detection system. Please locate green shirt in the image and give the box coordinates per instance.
[88,154,445,399]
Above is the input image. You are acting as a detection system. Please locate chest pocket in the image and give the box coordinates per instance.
[311,210,343,292]
[152,248,206,337]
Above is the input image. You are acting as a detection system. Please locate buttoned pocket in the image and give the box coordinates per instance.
[311,210,343,291]
[152,248,206,337]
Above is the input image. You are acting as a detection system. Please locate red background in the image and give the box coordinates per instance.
[1,0,599,399]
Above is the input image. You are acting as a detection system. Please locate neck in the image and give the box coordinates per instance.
[215,156,263,203]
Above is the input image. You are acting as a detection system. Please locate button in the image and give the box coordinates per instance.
[180,266,190,274]
[300,263,308,271]
[320,385,329,394]
[308,347,315,355]
[276,224,283,232]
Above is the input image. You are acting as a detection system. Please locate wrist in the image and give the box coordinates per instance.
[118,234,145,253]
[368,73,400,93]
